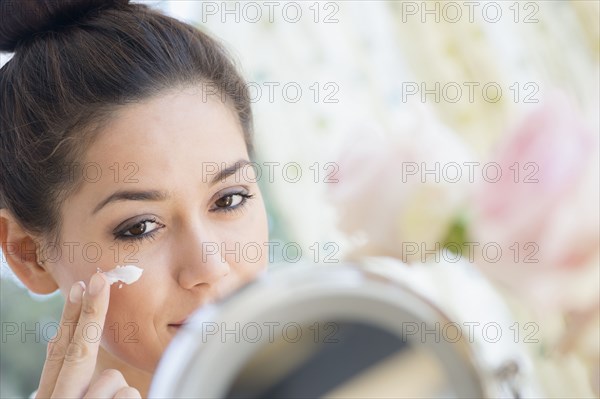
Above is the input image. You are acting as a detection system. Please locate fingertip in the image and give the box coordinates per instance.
[88,272,107,296]
[68,281,85,304]
[114,386,142,398]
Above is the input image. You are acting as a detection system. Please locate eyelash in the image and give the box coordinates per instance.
[113,191,254,242]
[210,191,254,215]
[113,217,163,243]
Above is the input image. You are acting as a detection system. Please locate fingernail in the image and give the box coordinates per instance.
[89,273,105,296]
[69,281,85,303]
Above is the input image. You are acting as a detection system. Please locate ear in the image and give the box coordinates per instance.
[0,209,59,294]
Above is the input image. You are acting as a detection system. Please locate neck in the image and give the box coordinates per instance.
[93,347,153,397]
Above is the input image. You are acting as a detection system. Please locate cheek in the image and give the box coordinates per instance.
[226,203,269,279]
[100,270,170,372]
[49,233,133,293]
[50,255,104,297]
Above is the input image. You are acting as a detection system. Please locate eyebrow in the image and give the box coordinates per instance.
[209,159,250,185]
[92,189,169,215]
[91,160,251,215]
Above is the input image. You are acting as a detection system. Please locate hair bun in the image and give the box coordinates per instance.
[0,0,130,52]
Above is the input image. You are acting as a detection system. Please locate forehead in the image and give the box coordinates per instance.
[81,86,248,185]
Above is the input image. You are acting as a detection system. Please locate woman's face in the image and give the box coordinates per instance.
[44,85,269,372]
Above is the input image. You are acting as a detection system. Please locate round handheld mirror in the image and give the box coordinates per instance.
[149,261,518,398]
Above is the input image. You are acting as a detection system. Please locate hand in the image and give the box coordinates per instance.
[35,273,141,398]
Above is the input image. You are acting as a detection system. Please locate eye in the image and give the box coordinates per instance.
[124,221,150,236]
[114,218,164,241]
[211,190,254,213]
[215,194,244,208]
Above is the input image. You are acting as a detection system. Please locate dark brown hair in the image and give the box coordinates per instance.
[0,0,253,240]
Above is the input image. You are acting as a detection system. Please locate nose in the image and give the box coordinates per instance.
[176,227,230,290]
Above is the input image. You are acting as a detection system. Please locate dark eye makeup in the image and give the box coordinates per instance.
[112,189,254,242]
[209,189,254,214]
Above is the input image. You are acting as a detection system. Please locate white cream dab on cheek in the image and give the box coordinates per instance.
[96,265,143,287]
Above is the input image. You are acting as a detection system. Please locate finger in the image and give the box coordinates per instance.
[83,369,128,399]
[52,273,110,398]
[35,280,85,399]
[114,387,142,399]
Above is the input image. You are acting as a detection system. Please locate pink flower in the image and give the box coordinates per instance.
[328,103,474,262]
[472,92,599,311]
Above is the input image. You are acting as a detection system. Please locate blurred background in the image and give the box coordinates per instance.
[1,1,598,397]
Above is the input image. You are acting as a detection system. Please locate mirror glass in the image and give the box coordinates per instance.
[226,320,454,398]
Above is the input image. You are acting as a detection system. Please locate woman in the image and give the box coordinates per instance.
[0,0,269,397]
